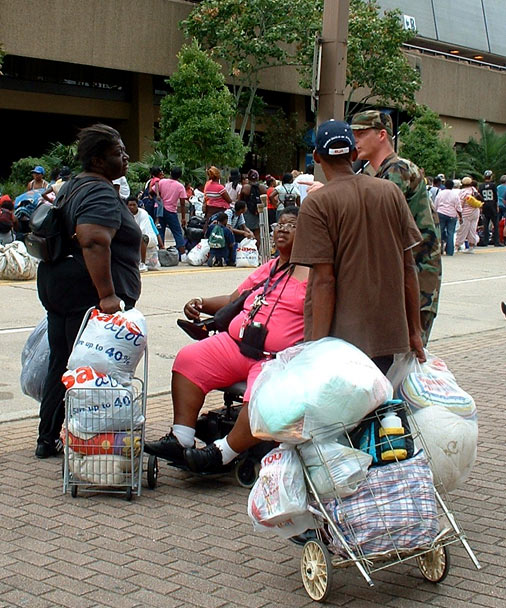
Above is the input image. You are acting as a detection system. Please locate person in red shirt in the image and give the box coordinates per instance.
[265,176,278,227]
[203,167,233,219]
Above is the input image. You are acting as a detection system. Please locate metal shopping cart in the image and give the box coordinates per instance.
[62,321,155,500]
[295,400,481,602]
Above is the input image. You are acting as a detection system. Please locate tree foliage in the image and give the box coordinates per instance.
[456,120,506,179]
[159,41,247,169]
[182,0,321,139]
[399,108,456,177]
[345,0,421,118]
[256,110,309,175]
[182,0,421,130]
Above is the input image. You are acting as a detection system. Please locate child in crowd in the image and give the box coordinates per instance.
[207,212,234,267]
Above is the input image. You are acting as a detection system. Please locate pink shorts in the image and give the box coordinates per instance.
[172,332,266,402]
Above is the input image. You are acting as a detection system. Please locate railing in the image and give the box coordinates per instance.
[403,43,506,72]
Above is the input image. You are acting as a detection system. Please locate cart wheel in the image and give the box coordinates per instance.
[301,539,332,602]
[147,455,159,489]
[234,458,261,488]
[125,486,133,502]
[70,484,78,498]
[417,545,450,583]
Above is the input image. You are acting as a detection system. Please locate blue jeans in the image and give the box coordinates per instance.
[438,213,457,255]
[159,210,184,249]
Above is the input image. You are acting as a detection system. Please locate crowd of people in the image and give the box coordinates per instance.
[2,115,504,463]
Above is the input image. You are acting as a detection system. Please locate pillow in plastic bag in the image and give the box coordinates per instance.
[412,406,478,492]
[249,338,393,443]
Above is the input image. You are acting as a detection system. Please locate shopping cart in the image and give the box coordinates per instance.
[295,400,481,602]
[62,327,155,500]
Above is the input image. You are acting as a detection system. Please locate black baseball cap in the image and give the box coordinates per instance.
[315,120,355,156]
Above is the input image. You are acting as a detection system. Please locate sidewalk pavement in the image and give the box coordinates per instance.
[0,329,504,608]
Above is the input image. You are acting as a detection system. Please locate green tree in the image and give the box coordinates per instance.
[183,0,421,131]
[399,108,456,177]
[182,0,321,139]
[257,110,310,175]
[344,0,421,118]
[456,120,506,179]
[159,41,247,169]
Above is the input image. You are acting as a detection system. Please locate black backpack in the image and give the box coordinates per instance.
[25,179,94,263]
[283,185,297,205]
[0,208,14,233]
[246,183,262,216]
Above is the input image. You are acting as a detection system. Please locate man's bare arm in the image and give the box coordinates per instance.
[309,263,336,341]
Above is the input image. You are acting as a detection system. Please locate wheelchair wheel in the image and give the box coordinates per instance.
[301,539,332,602]
[147,454,159,489]
[417,545,450,583]
[234,457,261,488]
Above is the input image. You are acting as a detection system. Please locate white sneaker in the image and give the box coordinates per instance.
[463,247,474,254]
[180,253,188,263]
[139,262,148,272]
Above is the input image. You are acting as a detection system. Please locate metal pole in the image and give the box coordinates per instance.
[315,0,350,183]
[318,0,350,123]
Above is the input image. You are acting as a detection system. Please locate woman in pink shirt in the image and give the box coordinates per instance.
[203,166,232,219]
[455,177,482,254]
[434,179,462,256]
[145,207,308,472]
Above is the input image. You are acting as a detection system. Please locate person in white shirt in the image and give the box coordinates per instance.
[294,164,315,203]
[273,173,301,219]
[127,196,163,271]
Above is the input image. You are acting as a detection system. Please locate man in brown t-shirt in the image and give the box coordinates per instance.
[291,120,425,372]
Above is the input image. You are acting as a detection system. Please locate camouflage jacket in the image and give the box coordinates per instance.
[376,153,442,315]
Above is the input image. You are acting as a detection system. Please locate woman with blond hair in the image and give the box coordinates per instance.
[203,166,233,219]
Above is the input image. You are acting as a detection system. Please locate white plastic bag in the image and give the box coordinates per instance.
[249,338,393,443]
[248,445,308,528]
[0,241,37,280]
[63,367,144,433]
[67,450,132,485]
[68,308,147,383]
[20,317,49,402]
[145,246,161,270]
[299,441,372,498]
[388,351,477,420]
[412,406,478,491]
[236,238,259,268]
[188,238,210,265]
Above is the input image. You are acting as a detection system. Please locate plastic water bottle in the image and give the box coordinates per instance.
[379,409,407,462]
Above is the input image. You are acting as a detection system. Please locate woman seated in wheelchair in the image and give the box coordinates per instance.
[145,206,308,472]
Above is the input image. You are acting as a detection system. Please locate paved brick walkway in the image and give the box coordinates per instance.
[0,329,504,608]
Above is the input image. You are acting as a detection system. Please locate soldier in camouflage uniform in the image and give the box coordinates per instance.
[351,110,441,345]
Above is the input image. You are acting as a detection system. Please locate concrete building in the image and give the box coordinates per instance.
[0,0,505,176]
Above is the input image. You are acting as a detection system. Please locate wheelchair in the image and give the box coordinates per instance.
[146,319,276,489]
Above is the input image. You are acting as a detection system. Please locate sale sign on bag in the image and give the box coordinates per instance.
[62,366,144,433]
[68,308,147,383]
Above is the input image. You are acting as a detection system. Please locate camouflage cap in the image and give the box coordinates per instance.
[351,110,393,136]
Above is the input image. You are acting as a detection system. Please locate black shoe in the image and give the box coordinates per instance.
[495,243,505,247]
[144,431,186,463]
[184,443,223,473]
[501,302,506,317]
[35,438,63,459]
